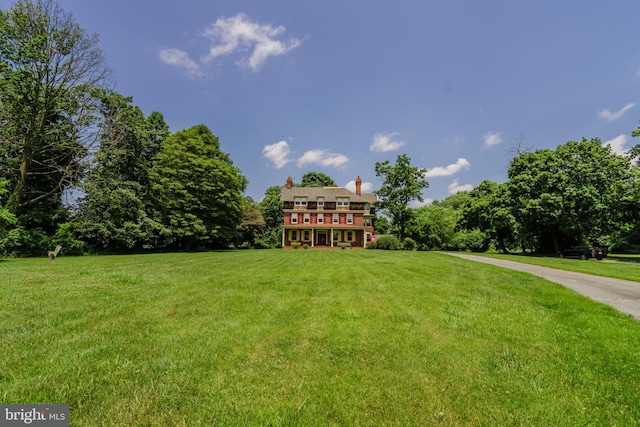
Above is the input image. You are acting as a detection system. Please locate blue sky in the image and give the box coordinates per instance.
[50,0,640,203]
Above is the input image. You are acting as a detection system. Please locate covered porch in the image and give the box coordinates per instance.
[282,227,372,248]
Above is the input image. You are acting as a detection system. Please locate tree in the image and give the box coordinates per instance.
[408,205,458,250]
[0,180,17,254]
[257,185,284,248]
[0,0,110,255]
[507,139,632,253]
[0,0,110,214]
[460,180,518,253]
[374,154,429,240]
[237,197,266,248]
[301,171,334,187]
[72,91,169,252]
[151,125,247,251]
[629,119,640,160]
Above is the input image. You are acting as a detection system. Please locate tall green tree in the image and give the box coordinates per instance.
[408,204,459,250]
[629,119,640,160]
[72,91,169,252]
[151,125,247,251]
[0,0,109,255]
[460,180,518,253]
[374,154,429,241]
[257,185,284,248]
[0,0,109,214]
[0,180,17,254]
[301,171,334,187]
[237,197,266,248]
[508,139,632,253]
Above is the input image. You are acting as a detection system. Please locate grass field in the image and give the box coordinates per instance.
[478,252,640,282]
[2,250,640,425]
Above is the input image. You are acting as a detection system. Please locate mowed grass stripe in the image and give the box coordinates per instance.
[1,250,639,426]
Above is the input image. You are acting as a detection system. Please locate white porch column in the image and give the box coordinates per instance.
[330,228,334,247]
[311,229,315,247]
[282,227,286,247]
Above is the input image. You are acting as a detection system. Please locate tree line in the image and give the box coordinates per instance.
[372,133,640,254]
[0,0,249,255]
[2,0,639,257]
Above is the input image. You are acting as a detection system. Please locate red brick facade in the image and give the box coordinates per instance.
[280,176,376,248]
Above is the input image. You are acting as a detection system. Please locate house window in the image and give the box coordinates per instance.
[295,197,307,206]
[303,230,310,241]
[318,214,324,224]
[333,213,339,224]
[317,197,324,206]
[347,214,353,224]
[366,233,372,242]
[346,231,353,242]
[304,213,310,223]
[337,197,349,207]
[291,230,298,241]
[333,231,340,242]
[364,218,372,227]
[291,213,298,224]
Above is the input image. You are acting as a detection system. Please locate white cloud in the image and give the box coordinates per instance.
[345,180,373,193]
[409,199,433,208]
[159,13,300,75]
[370,132,405,152]
[483,131,502,147]
[158,48,201,77]
[424,158,470,178]
[201,13,301,71]
[604,134,629,155]
[297,149,349,168]
[598,103,636,122]
[262,140,292,169]
[448,179,474,194]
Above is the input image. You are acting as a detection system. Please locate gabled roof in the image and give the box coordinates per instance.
[280,186,377,204]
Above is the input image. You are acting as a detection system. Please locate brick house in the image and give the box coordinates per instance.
[280,176,377,248]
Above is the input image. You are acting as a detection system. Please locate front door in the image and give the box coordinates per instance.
[318,232,327,245]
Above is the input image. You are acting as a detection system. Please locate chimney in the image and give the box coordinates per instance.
[355,176,362,196]
[286,175,293,189]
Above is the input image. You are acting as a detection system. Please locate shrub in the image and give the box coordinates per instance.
[291,242,301,249]
[451,229,490,252]
[53,223,85,256]
[2,227,50,257]
[371,235,402,250]
[403,237,417,251]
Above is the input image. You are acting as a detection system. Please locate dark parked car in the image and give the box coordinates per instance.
[557,246,605,260]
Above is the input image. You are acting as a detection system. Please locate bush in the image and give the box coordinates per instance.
[53,223,85,256]
[609,232,640,254]
[451,229,490,252]
[291,242,301,249]
[253,227,283,249]
[369,235,402,250]
[2,226,50,257]
[403,237,417,251]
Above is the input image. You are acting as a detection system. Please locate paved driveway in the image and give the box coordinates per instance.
[444,253,640,321]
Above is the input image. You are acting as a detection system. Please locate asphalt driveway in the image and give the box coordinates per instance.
[444,253,640,321]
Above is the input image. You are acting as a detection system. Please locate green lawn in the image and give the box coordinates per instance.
[2,250,640,426]
[476,252,640,282]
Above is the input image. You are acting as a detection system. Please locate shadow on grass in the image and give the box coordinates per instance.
[608,255,640,264]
